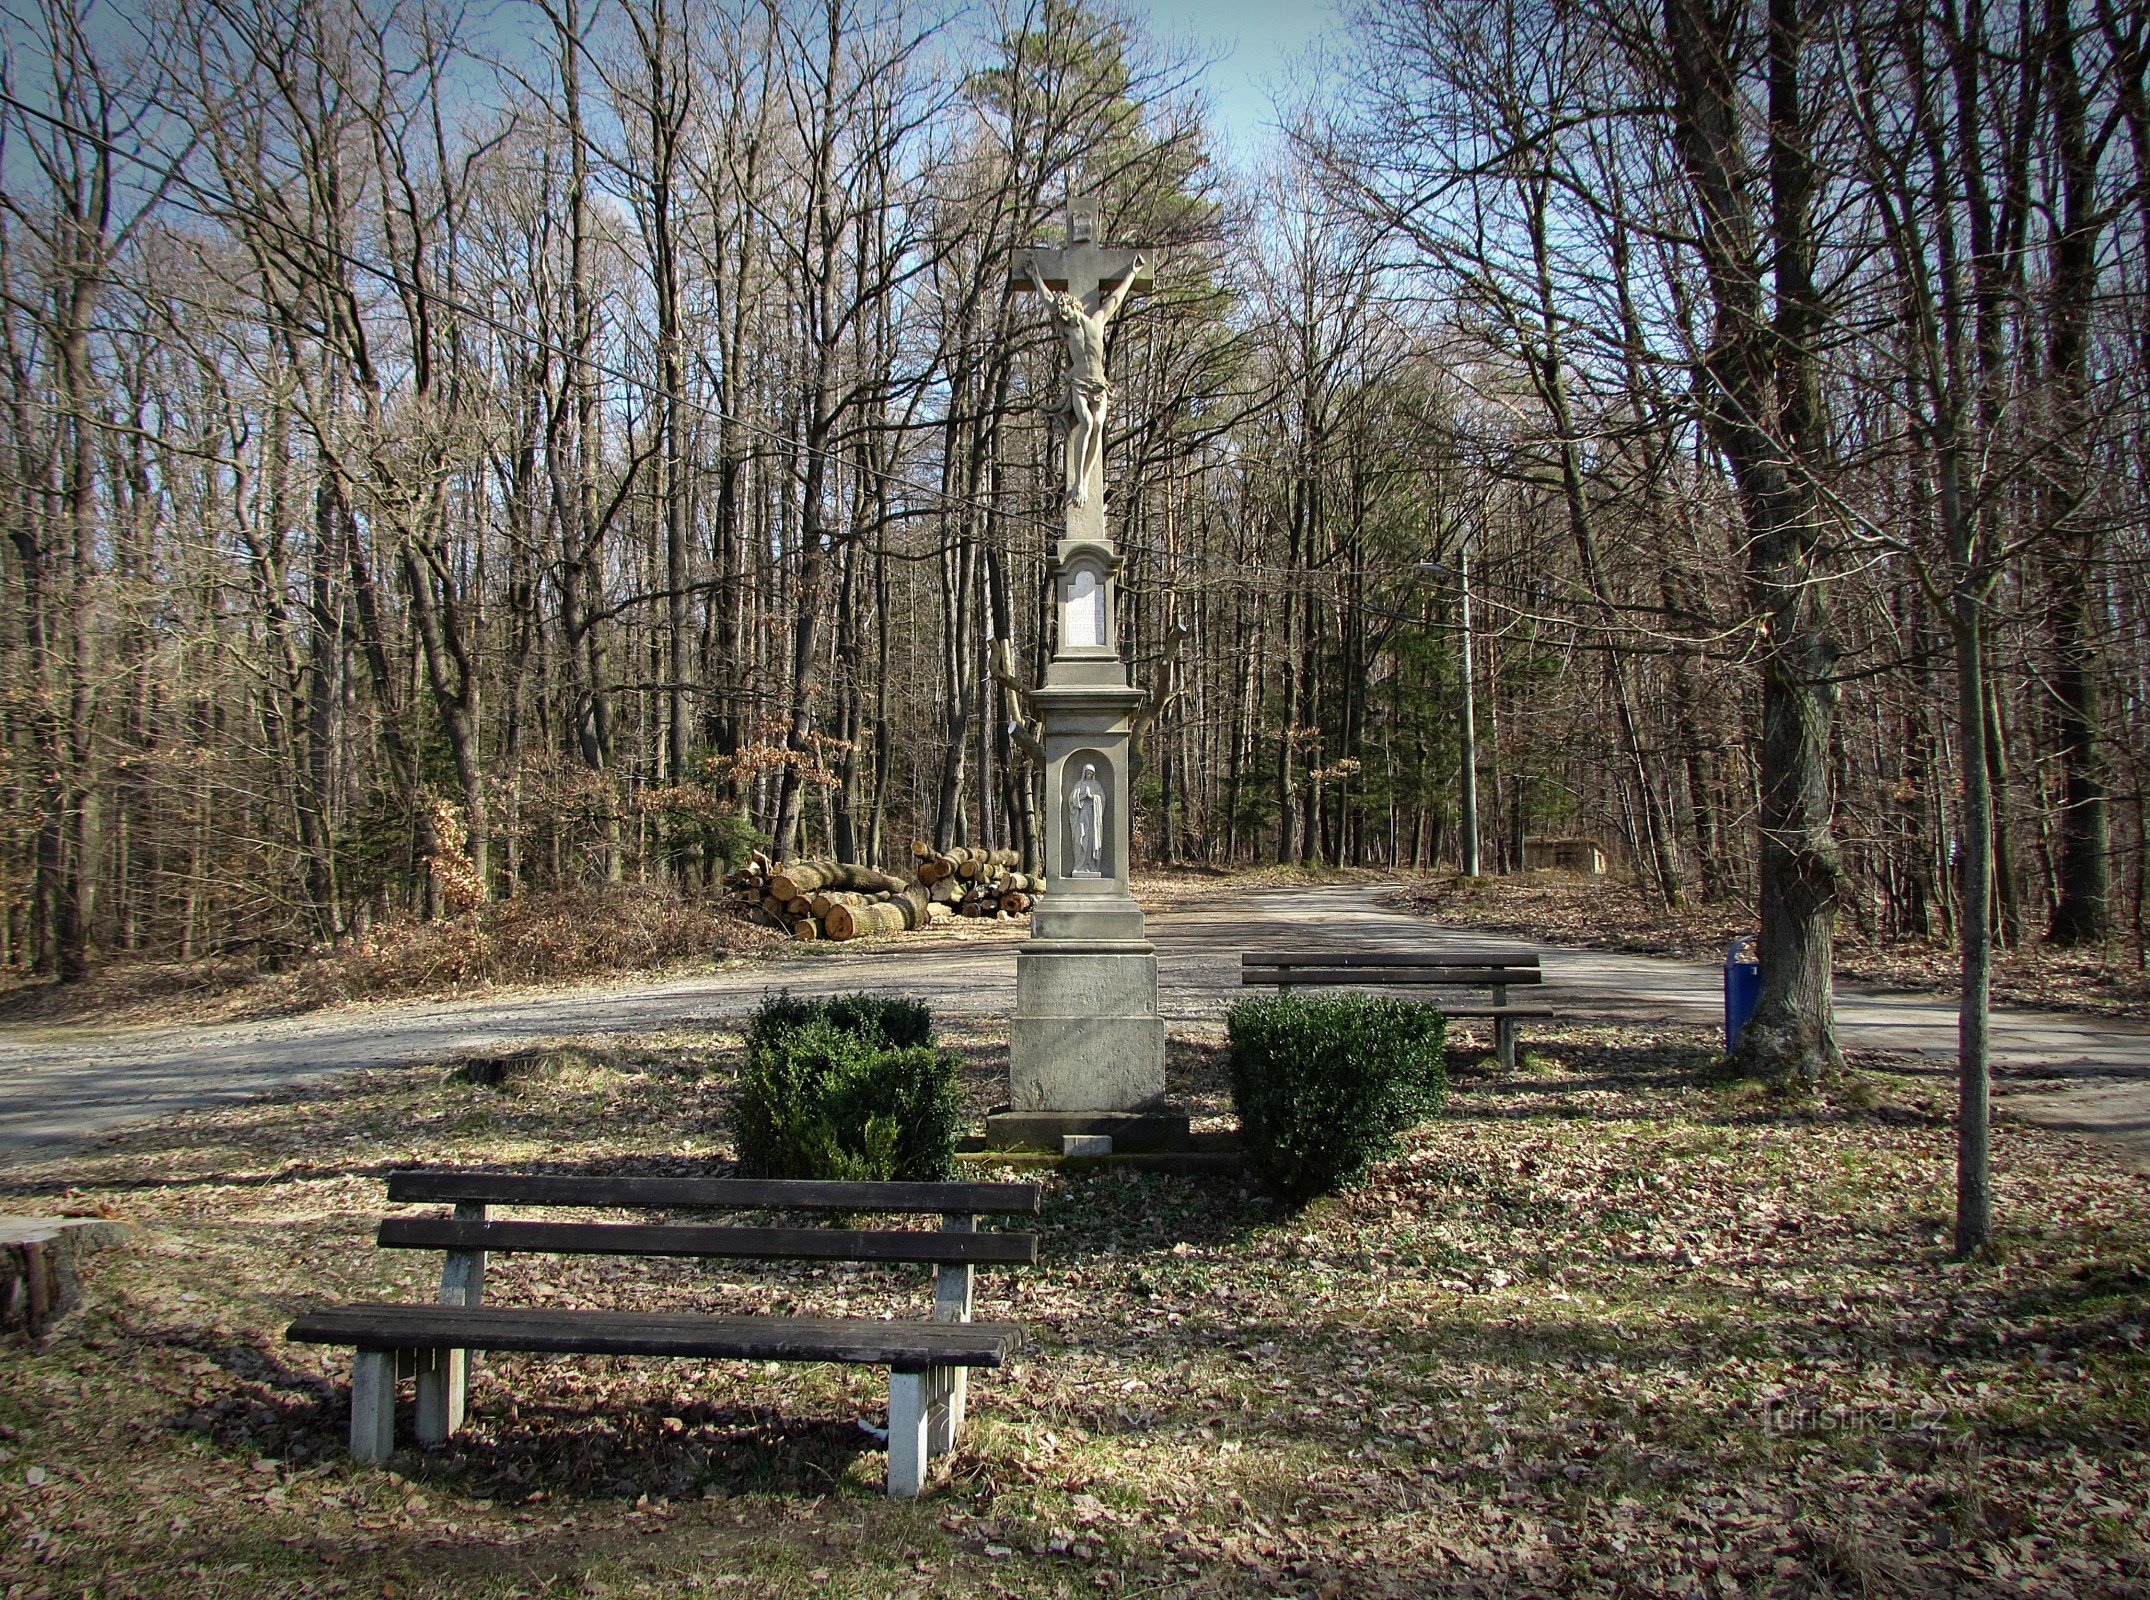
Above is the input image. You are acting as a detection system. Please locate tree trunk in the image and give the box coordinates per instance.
[2043,0,2109,945]
[985,541,1038,869]
[1664,0,1841,1079]
[1954,593,1994,1255]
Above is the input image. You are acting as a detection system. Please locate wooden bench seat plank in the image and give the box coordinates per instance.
[287,1303,1017,1370]
[379,1217,1038,1266]
[384,1171,1039,1215]
[1243,949,1539,968]
[1239,966,1542,987]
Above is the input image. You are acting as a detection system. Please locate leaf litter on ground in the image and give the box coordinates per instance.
[0,1015,2144,1598]
[1382,870,2150,1021]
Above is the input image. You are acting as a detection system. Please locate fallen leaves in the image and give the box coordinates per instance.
[1381,870,2150,1020]
[1,1018,2145,1598]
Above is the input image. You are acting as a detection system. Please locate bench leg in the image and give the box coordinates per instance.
[349,1350,396,1463]
[1496,1014,1518,1074]
[434,1206,486,1439]
[435,1228,484,1439]
[435,1349,468,1438]
[887,1371,930,1498]
[926,1365,965,1456]
[413,1347,452,1447]
[930,1230,974,1458]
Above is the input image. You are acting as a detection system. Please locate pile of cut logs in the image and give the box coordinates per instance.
[721,848,1046,942]
[912,846,1045,918]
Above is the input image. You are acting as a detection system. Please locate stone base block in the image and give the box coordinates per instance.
[1015,942,1158,1010]
[1009,1015,1166,1110]
[983,1109,1192,1153]
[1011,944,1165,1112]
[956,1129,1245,1177]
[1032,899,1148,942]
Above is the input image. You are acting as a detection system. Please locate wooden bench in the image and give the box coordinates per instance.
[286,1170,1039,1497]
[1241,948,1554,1071]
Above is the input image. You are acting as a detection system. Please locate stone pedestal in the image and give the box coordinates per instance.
[1011,944,1165,1111]
[1004,542,1167,1118]
[983,1109,1191,1154]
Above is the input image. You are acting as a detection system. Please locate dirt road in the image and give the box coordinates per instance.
[3,884,2144,1161]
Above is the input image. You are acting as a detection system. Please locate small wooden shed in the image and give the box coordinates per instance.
[1522,837,1608,874]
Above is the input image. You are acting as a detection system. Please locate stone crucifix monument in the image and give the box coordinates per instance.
[991,196,1178,1156]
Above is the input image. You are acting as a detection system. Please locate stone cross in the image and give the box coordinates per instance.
[1000,197,1168,1127]
[1010,196,1153,532]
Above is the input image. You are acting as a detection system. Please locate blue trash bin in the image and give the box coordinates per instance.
[1724,935,1760,1052]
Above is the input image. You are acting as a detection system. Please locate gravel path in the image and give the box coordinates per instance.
[3,883,2144,1162]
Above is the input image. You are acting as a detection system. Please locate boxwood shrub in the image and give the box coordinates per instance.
[1226,992,1447,1204]
[732,994,959,1181]
[744,990,935,1057]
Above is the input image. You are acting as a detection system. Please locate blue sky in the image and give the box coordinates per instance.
[0,0,1344,191]
[1119,0,1341,162]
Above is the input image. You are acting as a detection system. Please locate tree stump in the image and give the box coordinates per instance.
[2,1217,128,1338]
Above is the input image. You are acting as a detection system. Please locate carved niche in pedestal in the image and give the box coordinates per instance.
[1062,751,1112,880]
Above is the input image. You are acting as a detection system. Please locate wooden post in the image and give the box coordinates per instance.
[1492,983,1515,1072]
[412,1347,452,1446]
[349,1349,396,1463]
[433,1201,486,1438]
[887,1370,929,1498]
[929,1213,974,1454]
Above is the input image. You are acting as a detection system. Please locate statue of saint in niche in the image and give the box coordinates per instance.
[1068,763,1106,877]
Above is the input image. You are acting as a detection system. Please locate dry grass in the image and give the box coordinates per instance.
[298,890,778,1005]
[0,888,778,1030]
[0,953,297,1030]
[3,1018,2147,1598]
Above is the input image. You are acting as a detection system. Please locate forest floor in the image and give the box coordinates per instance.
[1381,873,2150,1023]
[6,880,2150,1165]
[6,865,2145,1035]
[0,867,1366,1031]
[0,888,787,1031]
[3,1021,2146,1599]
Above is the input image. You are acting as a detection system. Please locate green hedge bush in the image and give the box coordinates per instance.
[1226,992,1447,1204]
[744,990,934,1057]
[731,993,959,1182]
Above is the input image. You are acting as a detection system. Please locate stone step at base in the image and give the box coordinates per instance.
[955,1147,1245,1178]
[978,1109,1194,1154]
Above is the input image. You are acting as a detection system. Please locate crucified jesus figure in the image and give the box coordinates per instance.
[1028,254,1146,508]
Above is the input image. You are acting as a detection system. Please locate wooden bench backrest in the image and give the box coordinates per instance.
[378,1216,1037,1265]
[1242,949,1539,970]
[1241,950,1541,987]
[385,1170,1039,1215]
